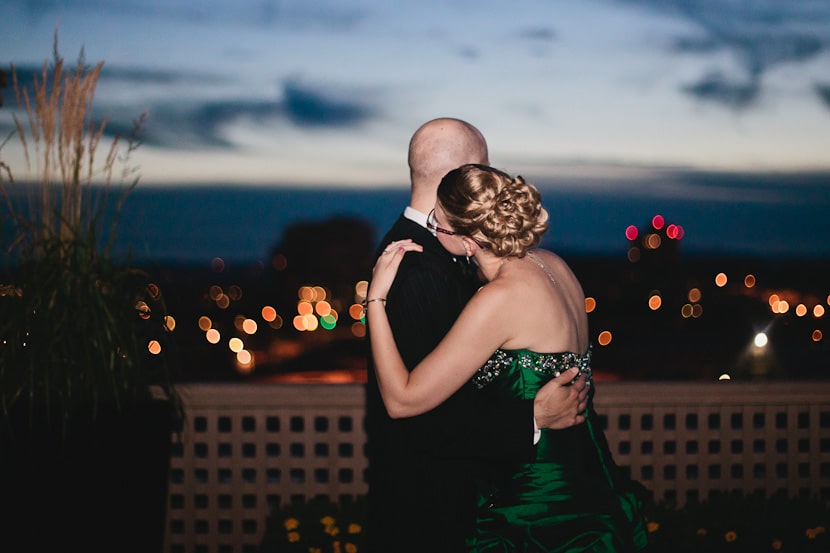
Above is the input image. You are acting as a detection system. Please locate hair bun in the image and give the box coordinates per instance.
[438,165,549,257]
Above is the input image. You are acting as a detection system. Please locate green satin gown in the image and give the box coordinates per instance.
[467,348,649,553]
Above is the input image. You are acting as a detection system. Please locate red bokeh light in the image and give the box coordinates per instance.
[625,225,638,241]
[652,214,664,230]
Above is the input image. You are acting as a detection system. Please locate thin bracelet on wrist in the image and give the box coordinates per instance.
[362,297,387,307]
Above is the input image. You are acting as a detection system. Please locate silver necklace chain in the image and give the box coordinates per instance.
[526,251,555,285]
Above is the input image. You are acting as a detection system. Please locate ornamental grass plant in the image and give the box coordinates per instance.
[643,492,829,553]
[257,493,828,553]
[0,34,180,440]
[259,496,366,553]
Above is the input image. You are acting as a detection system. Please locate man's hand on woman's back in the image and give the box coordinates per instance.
[533,368,589,430]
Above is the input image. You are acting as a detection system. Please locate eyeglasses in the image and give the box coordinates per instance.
[426,209,457,236]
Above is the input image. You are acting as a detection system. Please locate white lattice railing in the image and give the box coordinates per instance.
[164,381,830,553]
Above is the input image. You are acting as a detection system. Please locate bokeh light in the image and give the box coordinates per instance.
[688,288,701,303]
[135,300,151,320]
[229,337,244,352]
[625,225,638,241]
[269,314,284,330]
[648,294,662,310]
[814,305,825,318]
[651,214,664,230]
[299,286,315,302]
[796,304,808,317]
[715,273,727,287]
[754,332,768,348]
[303,314,319,331]
[293,315,306,331]
[813,330,823,342]
[198,316,212,331]
[261,306,277,322]
[744,274,756,288]
[597,330,613,346]
[355,280,368,301]
[644,233,661,249]
[585,297,596,313]
[321,313,337,330]
[242,318,258,334]
[164,315,176,331]
[147,340,162,355]
[349,303,364,320]
[206,328,220,344]
[352,321,366,337]
[236,349,252,366]
[147,283,161,300]
[271,253,288,271]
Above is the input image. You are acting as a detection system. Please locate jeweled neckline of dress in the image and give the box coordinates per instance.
[472,347,592,389]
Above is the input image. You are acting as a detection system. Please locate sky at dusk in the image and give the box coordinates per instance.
[1,0,830,262]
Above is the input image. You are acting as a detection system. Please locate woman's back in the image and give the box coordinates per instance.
[495,248,589,355]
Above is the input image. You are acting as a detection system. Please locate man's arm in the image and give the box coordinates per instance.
[385,247,538,461]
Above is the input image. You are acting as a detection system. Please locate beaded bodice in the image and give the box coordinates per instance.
[472,346,592,390]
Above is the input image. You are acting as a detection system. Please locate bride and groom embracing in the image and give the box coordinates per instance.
[364,118,649,553]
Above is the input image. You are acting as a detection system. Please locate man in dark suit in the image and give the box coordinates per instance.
[365,117,589,553]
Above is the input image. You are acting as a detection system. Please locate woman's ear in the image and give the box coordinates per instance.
[463,237,477,258]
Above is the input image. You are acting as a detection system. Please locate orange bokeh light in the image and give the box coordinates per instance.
[261,306,277,322]
[585,297,596,313]
[597,330,613,346]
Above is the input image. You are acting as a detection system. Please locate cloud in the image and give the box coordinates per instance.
[624,0,830,108]
[125,79,376,148]
[9,0,366,31]
[816,83,830,109]
[0,63,378,149]
[521,27,557,42]
[281,80,375,127]
[682,72,760,109]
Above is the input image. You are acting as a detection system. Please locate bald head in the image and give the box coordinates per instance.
[407,117,489,213]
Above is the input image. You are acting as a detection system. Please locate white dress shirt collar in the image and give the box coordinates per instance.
[403,206,430,230]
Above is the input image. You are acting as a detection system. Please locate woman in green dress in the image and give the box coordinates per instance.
[365,164,649,552]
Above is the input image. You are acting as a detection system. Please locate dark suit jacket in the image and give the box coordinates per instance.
[365,215,536,553]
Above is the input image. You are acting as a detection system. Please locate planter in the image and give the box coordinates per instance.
[0,398,174,552]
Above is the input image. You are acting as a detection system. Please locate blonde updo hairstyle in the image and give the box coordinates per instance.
[437,164,549,257]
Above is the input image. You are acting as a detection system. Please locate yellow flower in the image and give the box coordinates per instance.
[348,523,362,534]
[647,521,659,533]
[725,531,737,543]
[321,515,336,527]
[284,518,300,531]
[325,525,341,537]
[287,531,300,543]
[696,528,707,537]
[345,543,358,553]
[771,538,783,551]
